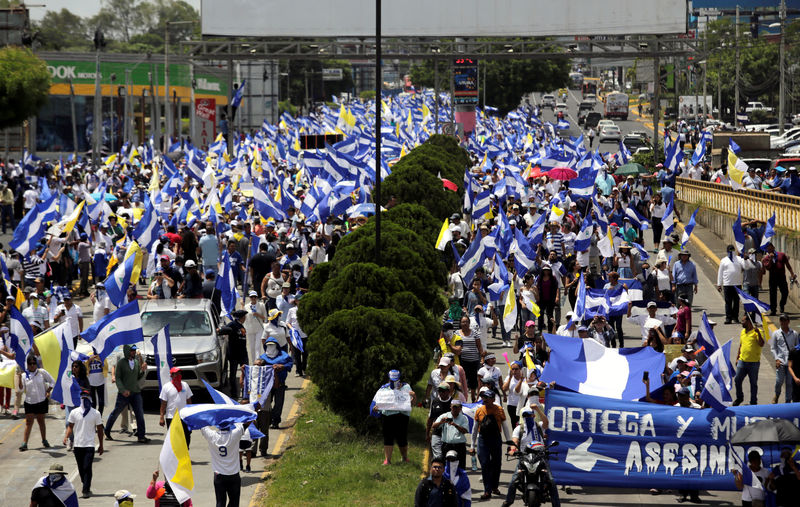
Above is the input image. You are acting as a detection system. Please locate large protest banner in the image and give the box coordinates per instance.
[545,389,800,490]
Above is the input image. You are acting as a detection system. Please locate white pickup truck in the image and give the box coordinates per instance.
[745,101,774,113]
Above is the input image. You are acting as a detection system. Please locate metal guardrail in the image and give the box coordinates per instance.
[676,177,800,230]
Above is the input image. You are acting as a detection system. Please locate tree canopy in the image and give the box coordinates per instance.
[0,47,50,130]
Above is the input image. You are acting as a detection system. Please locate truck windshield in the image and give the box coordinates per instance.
[141,311,213,337]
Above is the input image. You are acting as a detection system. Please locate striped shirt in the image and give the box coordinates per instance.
[457,329,482,362]
[546,231,564,256]
[22,255,45,279]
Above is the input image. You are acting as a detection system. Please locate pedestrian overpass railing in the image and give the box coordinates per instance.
[675,177,800,230]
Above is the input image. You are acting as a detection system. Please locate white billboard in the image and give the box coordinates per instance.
[201,0,687,38]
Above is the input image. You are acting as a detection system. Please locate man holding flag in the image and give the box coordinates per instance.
[732,314,765,406]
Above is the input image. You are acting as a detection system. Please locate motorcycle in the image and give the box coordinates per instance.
[507,441,560,507]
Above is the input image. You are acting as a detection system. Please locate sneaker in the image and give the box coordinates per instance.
[382,459,390,466]
[245,465,251,472]
[82,491,92,499]
[137,437,151,444]
[104,429,113,441]
[42,440,51,448]
[66,440,73,451]
[773,395,779,404]
[19,442,27,451]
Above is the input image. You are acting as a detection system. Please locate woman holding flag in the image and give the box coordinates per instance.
[19,354,54,451]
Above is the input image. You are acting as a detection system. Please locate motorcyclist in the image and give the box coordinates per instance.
[501,402,556,507]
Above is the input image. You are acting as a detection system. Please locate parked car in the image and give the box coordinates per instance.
[745,101,774,113]
[597,119,616,130]
[599,125,622,143]
[741,158,772,173]
[138,299,226,391]
[577,102,594,125]
[622,134,649,152]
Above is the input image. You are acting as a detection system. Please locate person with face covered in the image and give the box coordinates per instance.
[30,462,79,507]
[159,367,193,447]
[258,337,293,430]
[218,310,249,399]
[426,382,453,460]
[63,390,104,498]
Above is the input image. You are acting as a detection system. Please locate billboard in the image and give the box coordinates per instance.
[201,0,687,37]
[194,98,217,148]
[453,59,478,105]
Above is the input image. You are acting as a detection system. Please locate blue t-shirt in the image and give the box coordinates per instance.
[780,175,800,196]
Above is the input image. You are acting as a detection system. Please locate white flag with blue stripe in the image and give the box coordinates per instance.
[661,196,675,237]
[760,212,776,251]
[681,208,699,249]
[150,325,173,392]
[700,340,734,411]
[696,310,721,355]
[51,333,88,406]
[9,194,58,255]
[179,403,257,430]
[8,305,33,371]
[736,287,770,314]
[215,251,239,318]
[541,333,665,400]
[80,300,144,360]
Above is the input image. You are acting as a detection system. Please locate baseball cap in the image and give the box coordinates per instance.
[169,367,181,374]
[647,301,657,308]
[437,382,450,390]
[184,260,197,268]
[248,290,258,297]
[525,320,536,328]
[438,357,451,367]
[479,386,493,397]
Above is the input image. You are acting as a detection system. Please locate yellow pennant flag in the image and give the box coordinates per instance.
[61,200,85,235]
[434,219,451,251]
[148,165,160,193]
[727,151,748,190]
[0,362,15,389]
[124,241,144,284]
[502,280,518,332]
[104,153,117,167]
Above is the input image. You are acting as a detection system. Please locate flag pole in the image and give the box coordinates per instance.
[374,0,381,264]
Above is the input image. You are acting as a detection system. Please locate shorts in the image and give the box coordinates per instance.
[381,413,409,447]
[24,400,48,415]
[239,440,252,451]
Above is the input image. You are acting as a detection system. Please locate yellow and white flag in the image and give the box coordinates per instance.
[34,322,71,379]
[159,411,194,504]
[435,219,452,251]
[503,280,518,332]
[727,151,748,190]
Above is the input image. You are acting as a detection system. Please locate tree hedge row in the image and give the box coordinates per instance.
[298,135,469,430]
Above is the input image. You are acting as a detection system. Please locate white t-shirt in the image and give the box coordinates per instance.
[56,304,83,340]
[68,407,103,448]
[741,466,770,501]
[93,292,112,323]
[506,375,524,406]
[159,382,193,418]
[23,189,38,210]
[202,425,244,475]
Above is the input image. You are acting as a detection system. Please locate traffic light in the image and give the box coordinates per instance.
[751,15,759,38]
[93,29,106,50]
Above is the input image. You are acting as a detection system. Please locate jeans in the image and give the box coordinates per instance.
[269,385,287,427]
[769,276,789,314]
[1,203,14,233]
[608,315,624,347]
[723,286,740,322]
[477,434,502,493]
[734,361,760,405]
[106,391,146,439]
[73,447,95,493]
[213,472,241,507]
[775,364,794,402]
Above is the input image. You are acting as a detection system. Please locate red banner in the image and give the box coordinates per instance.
[194,98,216,148]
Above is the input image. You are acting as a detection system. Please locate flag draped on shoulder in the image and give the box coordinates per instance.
[178,403,257,431]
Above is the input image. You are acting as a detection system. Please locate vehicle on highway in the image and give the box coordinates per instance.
[569,72,584,89]
[604,92,629,120]
[772,155,800,170]
[583,93,597,104]
[138,299,226,391]
[541,94,556,109]
[577,102,595,125]
[582,77,599,97]
[599,125,622,143]
[770,127,800,149]
[745,101,774,113]
[622,134,651,153]
[741,158,772,173]
[555,102,568,114]
[597,119,616,129]
[584,112,602,130]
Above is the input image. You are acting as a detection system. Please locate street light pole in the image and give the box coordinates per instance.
[735,5,740,127]
[779,0,786,136]
[375,0,381,264]
[165,20,194,151]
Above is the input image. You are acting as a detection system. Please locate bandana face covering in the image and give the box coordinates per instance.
[171,374,183,392]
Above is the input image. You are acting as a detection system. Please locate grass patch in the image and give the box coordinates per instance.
[260,363,435,506]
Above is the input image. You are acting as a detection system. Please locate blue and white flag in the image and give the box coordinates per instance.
[458,233,489,283]
[760,212,776,251]
[51,334,87,406]
[573,273,587,323]
[733,208,746,254]
[9,194,58,256]
[527,212,548,248]
[203,379,237,405]
[185,150,206,183]
[251,179,286,221]
[8,306,33,371]
[631,241,650,261]
[556,119,570,130]
[133,199,162,251]
[31,475,78,507]
[730,443,765,493]
[231,79,246,108]
[624,205,650,231]
[735,287,770,314]
[242,364,275,406]
[729,138,742,155]
[695,311,721,355]
[691,131,710,166]
[574,214,593,252]
[150,325,173,392]
[700,340,734,411]
[178,403,257,431]
[664,136,683,170]
[288,327,304,353]
[661,197,675,237]
[215,251,239,318]
[80,300,144,360]
[541,333,665,400]
[616,141,631,165]
[470,188,492,219]
[681,208,699,249]
[104,253,137,308]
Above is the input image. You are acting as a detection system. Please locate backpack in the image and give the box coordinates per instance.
[156,482,181,507]
[479,411,501,440]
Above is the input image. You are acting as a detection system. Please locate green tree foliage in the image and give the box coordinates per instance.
[425,134,472,170]
[307,261,332,292]
[383,203,441,245]
[381,163,461,221]
[307,307,429,429]
[35,9,89,51]
[0,47,50,130]
[331,221,447,314]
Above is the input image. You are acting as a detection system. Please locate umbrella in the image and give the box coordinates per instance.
[730,419,800,445]
[528,166,546,179]
[548,167,578,181]
[90,192,118,202]
[615,163,648,176]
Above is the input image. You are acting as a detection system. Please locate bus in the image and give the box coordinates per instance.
[604,92,629,120]
[582,77,600,97]
[569,72,584,90]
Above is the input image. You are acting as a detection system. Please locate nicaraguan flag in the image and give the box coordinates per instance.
[661,196,675,237]
[104,253,137,308]
[681,208,699,249]
[760,212,776,251]
[729,138,742,155]
[664,137,683,170]
[573,273,587,322]
[616,141,631,165]
[179,403,257,430]
[540,333,665,400]
[470,188,492,220]
[733,207,746,254]
[289,327,305,354]
[700,340,734,411]
[231,79,246,108]
[691,131,710,165]
[574,214,593,252]
[509,227,537,276]
[185,150,206,183]
[80,300,144,360]
[151,325,173,392]
[556,118,570,130]
[51,335,87,406]
[696,310,721,355]
[736,287,770,314]
[215,251,239,318]
[133,199,162,251]
[31,475,78,507]
[251,179,286,221]
[8,306,33,371]
[9,194,58,255]
[527,212,548,248]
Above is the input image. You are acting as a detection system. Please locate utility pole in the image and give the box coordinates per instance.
[92,28,104,169]
[735,5,740,127]
[703,16,708,122]
[375,0,381,264]
[653,40,660,146]
[779,0,786,135]
[110,73,116,153]
[434,56,439,133]
[189,58,195,144]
